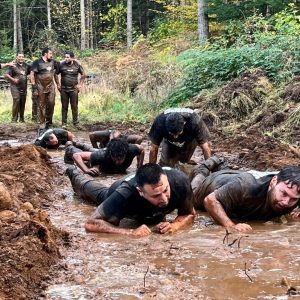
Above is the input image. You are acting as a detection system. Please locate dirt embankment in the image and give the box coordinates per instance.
[0,145,69,300]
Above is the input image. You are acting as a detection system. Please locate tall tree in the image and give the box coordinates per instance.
[47,0,52,29]
[17,5,23,52]
[13,0,17,51]
[127,0,133,47]
[80,0,86,50]
[197,0,209,42]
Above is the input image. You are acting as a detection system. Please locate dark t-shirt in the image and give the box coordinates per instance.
[58,61,84,91]
[34,128,69,148]
[95,167,194,225]
[90,144,141,173]
[194,170,298,221]
[7,63,30,93]
[149,108,209,147]
[31,58,59,92]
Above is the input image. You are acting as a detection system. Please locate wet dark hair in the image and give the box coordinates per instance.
[106,138,128,160]
[42,47,52,56]
[44,133,56,144]
[136,163,166,188]
[65,51,75,58]
[277,166,300,192]
[165,113,185,134]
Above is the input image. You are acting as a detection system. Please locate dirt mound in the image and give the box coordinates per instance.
[212,129,300,170]
[282,76,300,103]
[215,68,272,120]
[0,144,69,300]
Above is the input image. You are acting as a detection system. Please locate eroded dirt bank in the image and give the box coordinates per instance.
[0,144,70,300]
[0,123,299,299]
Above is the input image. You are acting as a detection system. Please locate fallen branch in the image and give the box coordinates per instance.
[223,229,232,245]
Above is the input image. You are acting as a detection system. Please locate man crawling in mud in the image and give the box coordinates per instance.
[66,163,195,237]
[34,127,74,149]
[191,157,300,232]
[64,138,144,175]
[89,129,143,149]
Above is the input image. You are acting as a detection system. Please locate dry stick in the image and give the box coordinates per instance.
[144,265,149,288]
[244,262,253,282]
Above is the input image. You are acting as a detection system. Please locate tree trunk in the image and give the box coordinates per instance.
[13,0,17,51]
[80,0,86,50]
[89,0,94,49]
[127,0,133,48]
[47,0,51,29]
[197,0,209,43]
[17,6,23,53]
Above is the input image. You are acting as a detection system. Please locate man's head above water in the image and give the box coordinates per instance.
[44,133,58,146]
[136,163,171,208]
[268,166,300,212]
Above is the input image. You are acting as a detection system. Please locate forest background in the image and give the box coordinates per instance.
[0,0,300,144]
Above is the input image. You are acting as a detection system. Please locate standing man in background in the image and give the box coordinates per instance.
[5,53,30,123]
[58,51,86,128]
[30,47,60,129]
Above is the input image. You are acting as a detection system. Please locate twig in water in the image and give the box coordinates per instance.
[238,235,248,248]
[228,238,238,247]
[223,229,232,245]
[144,265,149,288]
[244,262,253,282]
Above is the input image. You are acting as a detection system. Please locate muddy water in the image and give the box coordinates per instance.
[42,138,300,300]
[2,134,299,299]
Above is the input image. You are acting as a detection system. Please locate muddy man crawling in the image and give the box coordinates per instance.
[66,163,195,237]
[191,157,300,232]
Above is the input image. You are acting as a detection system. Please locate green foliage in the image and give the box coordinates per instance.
[163,33,300,106]
[101,3,127,45]
[0,29,15,63]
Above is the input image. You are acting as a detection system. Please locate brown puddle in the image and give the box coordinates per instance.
[0,127,299,299]
[45,137,300,300]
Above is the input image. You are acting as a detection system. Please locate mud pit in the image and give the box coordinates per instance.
[0,124,299,299]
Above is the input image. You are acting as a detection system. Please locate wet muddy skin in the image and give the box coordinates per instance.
[1,128,300,299]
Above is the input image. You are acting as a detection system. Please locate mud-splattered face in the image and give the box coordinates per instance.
[137,174,171,207]
[269,177,300,211]
[64,54,73,64]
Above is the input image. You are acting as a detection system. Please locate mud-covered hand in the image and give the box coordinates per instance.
[156,222,177,234]
[290,211,300,219]
[132,224,151,237]
[228,223,253,232]
[75,84,82,93]
[85,167,100,176]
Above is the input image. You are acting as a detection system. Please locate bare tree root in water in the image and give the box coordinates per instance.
[144,265,149,288]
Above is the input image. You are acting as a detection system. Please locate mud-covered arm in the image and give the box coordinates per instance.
[73,152,99,176]
[136,144,144,168]
[156,208,195,234]
[89,131,108,148]
[85,192,151,237]
[67,131,74,142]
[199,141,211,160]
[203,192,252,232]
[4,70,18,84]
[149,143,159,164]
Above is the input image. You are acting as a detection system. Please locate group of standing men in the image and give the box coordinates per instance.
[2,48,86,128]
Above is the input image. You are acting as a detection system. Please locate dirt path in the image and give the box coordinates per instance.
[0,123,299,299]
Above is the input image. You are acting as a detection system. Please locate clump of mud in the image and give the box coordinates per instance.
[188,68,272,121]
[282,76,300,103]
[0,144,69,300]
